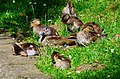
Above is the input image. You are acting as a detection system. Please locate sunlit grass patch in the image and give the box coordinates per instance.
[36,37,120,78]
[1,0,120,78]
[36,0,120,78]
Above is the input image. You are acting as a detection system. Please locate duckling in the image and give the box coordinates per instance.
[83,22,103,35]
[52,51,71,70]
[62,1,76,16]
[76,63,105,73]
[39,27,77,47]
[77,25,98,46]
[40,26,59,36]
[83,22,107,39]
[62,14,84,32]
[40,36,77,47]
[30,18,43,36]
[13,42,39,57]
[30,18,58,37]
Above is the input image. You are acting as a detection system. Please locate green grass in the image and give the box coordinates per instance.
[0,0,120,79]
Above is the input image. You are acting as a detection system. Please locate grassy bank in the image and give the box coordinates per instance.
[36,0,120,78]
[0,0,120,79]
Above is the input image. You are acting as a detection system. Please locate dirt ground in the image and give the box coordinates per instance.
[0,34,50,79]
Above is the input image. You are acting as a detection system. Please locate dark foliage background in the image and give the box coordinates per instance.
[0,0,67,36]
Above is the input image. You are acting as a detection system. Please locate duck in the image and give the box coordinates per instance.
[30,18,58,37]
[76,63,105,73]
[13,42,39,57]
[77,25,98,46]
[38,26,77,47]
[51,51,71,70]
[62,1,76,17]
[62,14,84,33]
[83,22,103,34]
[82,22,107,38]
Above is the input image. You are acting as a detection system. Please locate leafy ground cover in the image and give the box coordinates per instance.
[0,0,120,78]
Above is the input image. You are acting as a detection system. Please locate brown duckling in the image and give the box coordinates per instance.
[62,14,84,32]
[30,18,43,36]
[52,51,71,70]
[13,42,39,57]
[38,26,77,47]
[77,25,98,46]
[76,63,105,73]
[82,22,107,39]
[39,36,77,47]
[30,18,58,37]
[40,26,59,36]
[62,1,76,17]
